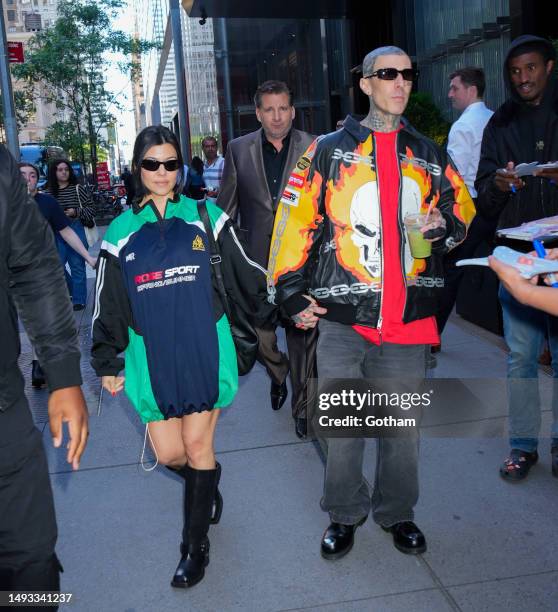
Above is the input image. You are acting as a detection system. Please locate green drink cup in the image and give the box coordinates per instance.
[404,213,432,258]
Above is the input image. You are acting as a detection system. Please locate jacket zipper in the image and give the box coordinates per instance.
[373,132,384,343]
[150,200,168,242]
[396,132,408,323]
[540,176,547,218]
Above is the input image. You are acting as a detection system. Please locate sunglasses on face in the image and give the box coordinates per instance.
[140,159,180,172]
[364,68,419,82]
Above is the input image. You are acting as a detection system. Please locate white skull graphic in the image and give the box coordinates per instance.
[350,182,381,276]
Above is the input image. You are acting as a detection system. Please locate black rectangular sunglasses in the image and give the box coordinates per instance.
[141,159,181,172]
[364,68,419,82]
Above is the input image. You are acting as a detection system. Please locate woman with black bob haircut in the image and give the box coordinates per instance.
[128,125,186,204]
[91,125,273,589]
[46,158,96,310]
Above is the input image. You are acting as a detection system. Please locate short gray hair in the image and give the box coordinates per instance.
[362,46,408,77]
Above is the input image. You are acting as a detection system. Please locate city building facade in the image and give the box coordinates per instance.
[2,0,64,144]
[133,0,220,158]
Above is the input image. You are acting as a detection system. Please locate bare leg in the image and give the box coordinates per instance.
[181,409,220,469]
[147,418,187,467]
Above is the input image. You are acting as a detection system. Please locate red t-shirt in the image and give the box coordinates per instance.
[353,129,439,346]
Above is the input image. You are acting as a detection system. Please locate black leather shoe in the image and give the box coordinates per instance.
[321,516,367,560]
[294,416,307,439]
[382,521,426,554]
[552,446,558,478]
[31,360,46,389]
[171,539,210,588]
[270,381,288,411]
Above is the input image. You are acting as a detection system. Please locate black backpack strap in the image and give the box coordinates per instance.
[197,200,233,321]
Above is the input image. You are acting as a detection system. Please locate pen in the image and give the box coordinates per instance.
[533,239,558,288]
[533,239,546,258]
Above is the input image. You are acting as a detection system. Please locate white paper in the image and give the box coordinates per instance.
[511,161,558,177]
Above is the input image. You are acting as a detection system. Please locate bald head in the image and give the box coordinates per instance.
[362,46,408,77]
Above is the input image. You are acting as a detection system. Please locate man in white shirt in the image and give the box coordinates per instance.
[201,136,225,201]
[435,67,495,339]
[447,68,494,197]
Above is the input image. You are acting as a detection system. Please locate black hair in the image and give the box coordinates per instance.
[254,80,293,108]
[131,125,185,203]
[191,156,204,175]
[46,158,77,197]
[508,40,556,65]
[449,67,486,98]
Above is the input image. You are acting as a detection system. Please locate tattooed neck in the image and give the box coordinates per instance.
[361,102,400,133]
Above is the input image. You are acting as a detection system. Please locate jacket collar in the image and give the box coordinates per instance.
[341,114,410,143]
[132,191,181,215]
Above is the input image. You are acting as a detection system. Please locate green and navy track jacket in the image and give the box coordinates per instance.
[91,194,272,423]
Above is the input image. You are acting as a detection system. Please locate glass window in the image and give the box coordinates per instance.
[412,0,510,114]
[216,18,328,138]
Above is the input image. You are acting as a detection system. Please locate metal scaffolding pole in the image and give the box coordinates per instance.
[0,4,19,157]
[169,0,191,163]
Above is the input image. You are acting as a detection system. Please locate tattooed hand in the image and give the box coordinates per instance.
[292,295,328,330]
[421,208,447,241]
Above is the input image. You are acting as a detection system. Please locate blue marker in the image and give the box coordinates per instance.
[533,240,558,287]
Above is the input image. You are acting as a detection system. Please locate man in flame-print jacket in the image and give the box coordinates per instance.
[268,46,475,561]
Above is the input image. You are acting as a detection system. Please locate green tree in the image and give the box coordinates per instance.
[44,120,87,163]
[404,92,450,146]
[13,0,155,179]
[0,86,36,135]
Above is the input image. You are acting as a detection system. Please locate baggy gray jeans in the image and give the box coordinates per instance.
[317,319,427,527]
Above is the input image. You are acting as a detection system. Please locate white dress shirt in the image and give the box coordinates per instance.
[447,101,493,198]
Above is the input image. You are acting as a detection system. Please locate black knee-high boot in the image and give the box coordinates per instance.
[168,462,223,525]
[171,465,218,588]
[210,462,223,525]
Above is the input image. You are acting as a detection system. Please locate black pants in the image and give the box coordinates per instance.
[436,212,497,334]
[0,397,61,599]
[255,322,319,418]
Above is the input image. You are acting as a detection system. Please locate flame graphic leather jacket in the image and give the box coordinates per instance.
[268,115,475,328]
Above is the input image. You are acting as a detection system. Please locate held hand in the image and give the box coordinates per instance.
[87,256,98,269]
[206,188,219,198]
[65,207,77,218]
[527,248,558,285]
[533,166,558,182]
[494,162,525,193]
[488,255,537,304]
[102,375,125,396]
[291,295,327,330]
[48,386,89,470]
[421,208,446,242]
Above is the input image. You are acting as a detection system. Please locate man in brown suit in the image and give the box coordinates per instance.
[217,80,316,438]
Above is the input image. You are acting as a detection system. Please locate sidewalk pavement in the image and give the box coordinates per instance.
[20,234,558,612]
